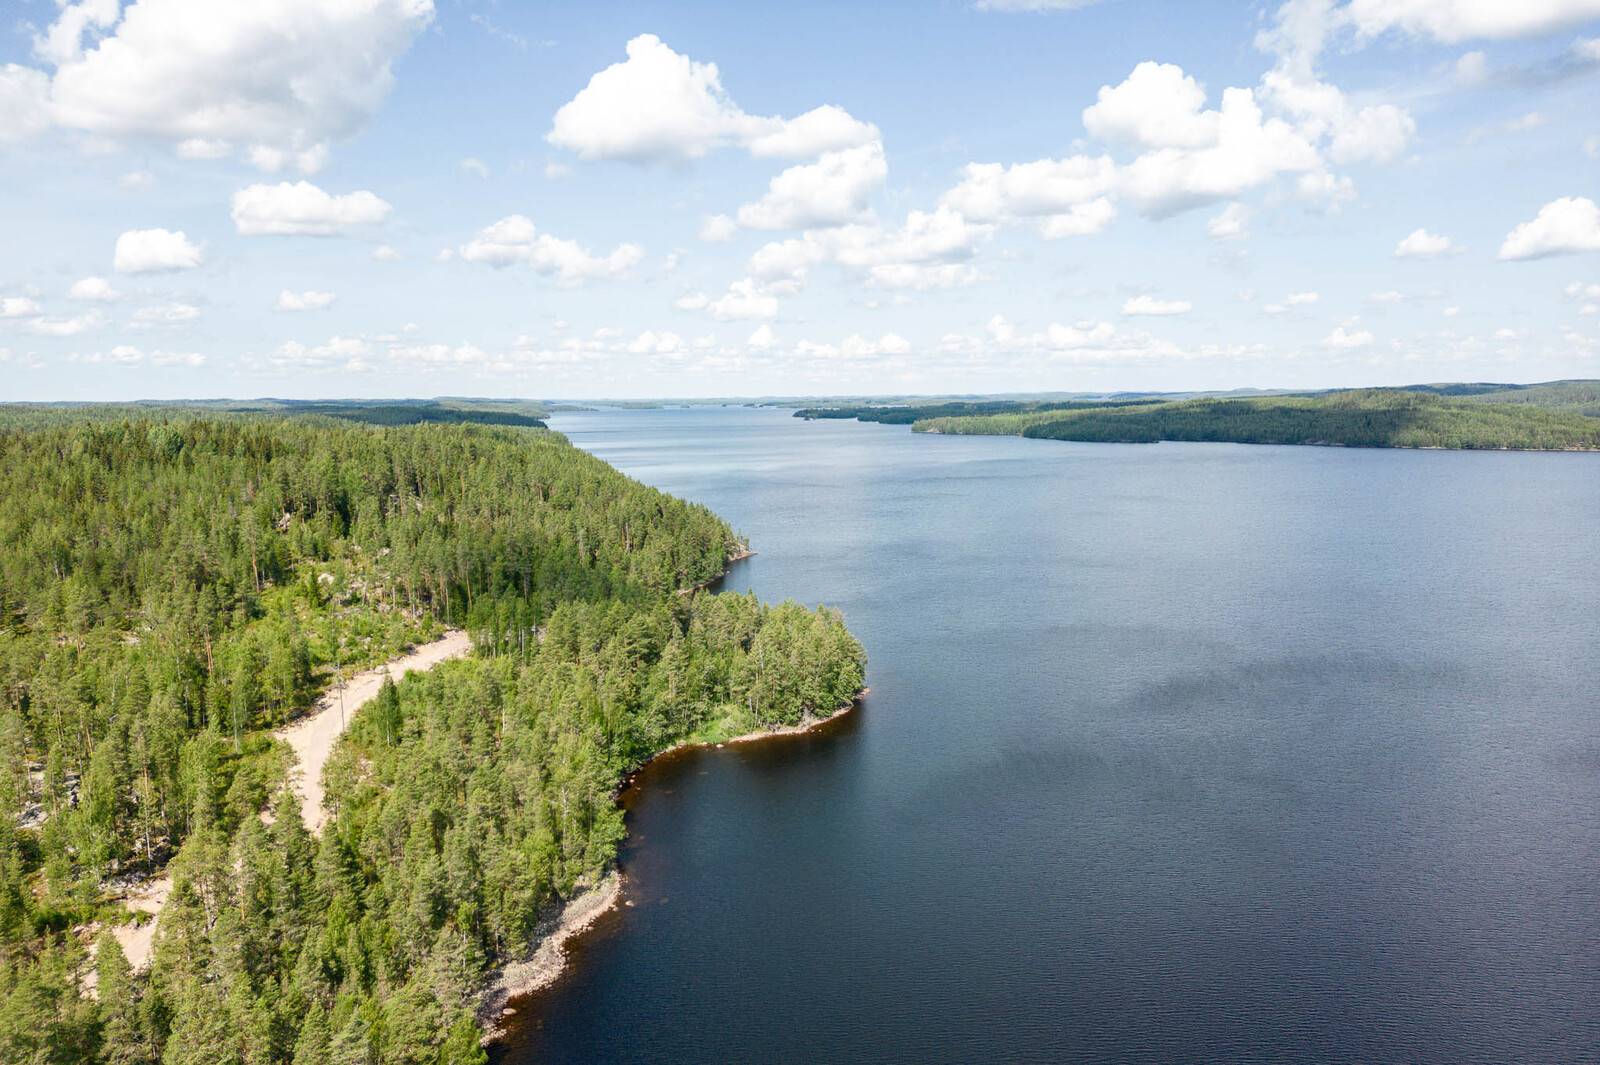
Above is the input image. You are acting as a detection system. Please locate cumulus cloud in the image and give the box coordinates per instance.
[745,105,880,159]
[1207,202,1252,241]
[1083,62,1219,150]
[547,34,875,164]
[1498,197,1600,260]
[0,297,44,318]
[372,244,405,261]
[231,181,392,236]
[277,290,337,312]
[747,206,993,293]
[1393,228,1464,259]
[458,215,643,281]
[36,0,434,169]
[29,311,106,336]
[1122,295,1193,315]
[1324,325,1373,347]
[0,64,51,145]
[132,302,199,323]
[70,344,203,367]
[1263,291,1320,313]
[747,324,777,349]
[699,214,738,242]
[735,143,887,230]
[69,276,119,301]
[1340,0,1600,43]
[114,227,202,273]
[709,278,780,320]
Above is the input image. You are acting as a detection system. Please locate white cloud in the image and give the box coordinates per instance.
[268,334,373,371]
[0,297,43,318]
[1565,281,1600,300]
[547,34,874,165]
[745,105,879,159]
[709,278,780,320]
[69,276,119,301]
[1498,197,1600,260]
[133,302,199,323]
[1118,86,1321,215]
[1039,198,1118,238]
[277,290,337,312]
[1207,202,1252,241]
[747,324,777,349]
[70,344,203,367]
[699,214,738,242]
[118,169,155,190]
[458,214,643,280]
[372,244,404,262]
[1324,325,1373,347]
[544,161,572,179]
[1341,0,1600,43]
[1393,228,1464,259]
[746,206,993,292]
[1083,62,1219,150]
[941,156,1117,224]
[231,181,392,235]
[1264,290,1320,313]
[1368,290,1407,303]
[114,227,202,273]
[674,292,710,311]
[1122,295,1193,315]
[735,143,886,230]
[0,64,51,145]
[41,0,434,169]
[29,311,105,336]
[548,34,764,162]
[459,157,489,177]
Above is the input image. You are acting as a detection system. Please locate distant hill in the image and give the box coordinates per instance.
[914,389,1600,451]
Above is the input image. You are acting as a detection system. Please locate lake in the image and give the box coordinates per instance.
[497,406,1600,1063]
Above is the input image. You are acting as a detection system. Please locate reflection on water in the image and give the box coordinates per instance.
[494,408,1600,1065]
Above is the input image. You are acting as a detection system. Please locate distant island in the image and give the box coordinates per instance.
[796,382,1600,451]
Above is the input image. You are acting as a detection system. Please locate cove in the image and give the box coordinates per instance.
[495,406,1600,1064]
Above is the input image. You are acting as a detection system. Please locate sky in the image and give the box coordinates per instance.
[1,0,1599,401]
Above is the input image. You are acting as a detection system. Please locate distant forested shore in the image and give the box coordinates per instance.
[0,410,864,1062]
[796,381,1600,451]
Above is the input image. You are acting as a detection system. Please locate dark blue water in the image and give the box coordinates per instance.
[500,407,1600,1064]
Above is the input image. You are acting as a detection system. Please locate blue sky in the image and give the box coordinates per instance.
[2,0,1599,400]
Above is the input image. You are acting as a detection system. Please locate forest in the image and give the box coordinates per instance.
[0,413,865,1064]
[792,383,1600,450]
[914,389,1600,449]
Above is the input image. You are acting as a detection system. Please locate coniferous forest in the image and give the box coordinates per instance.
[0,413,865,1064]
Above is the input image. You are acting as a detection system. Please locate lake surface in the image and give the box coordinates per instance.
[500,407,1600,1064]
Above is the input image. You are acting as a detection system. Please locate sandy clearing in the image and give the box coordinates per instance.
[278,629,473,834]
[102,631,473,974]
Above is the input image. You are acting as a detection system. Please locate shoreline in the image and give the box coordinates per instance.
[479,687,866,1045]
[677,546,756,595]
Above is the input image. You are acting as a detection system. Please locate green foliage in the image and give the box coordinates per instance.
[794,397,1161,425]
[0,412,861,1061]
[916,389,1600,450]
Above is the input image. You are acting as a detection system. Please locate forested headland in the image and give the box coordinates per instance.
[796,383,1600,450]
[0,412,864,1063]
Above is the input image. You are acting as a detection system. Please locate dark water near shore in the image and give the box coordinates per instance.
[500,407,1600,1064]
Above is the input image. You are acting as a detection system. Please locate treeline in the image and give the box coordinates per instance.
[915,390,1600,450]
[0,414,863,1063]
[793,398,1160,425]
